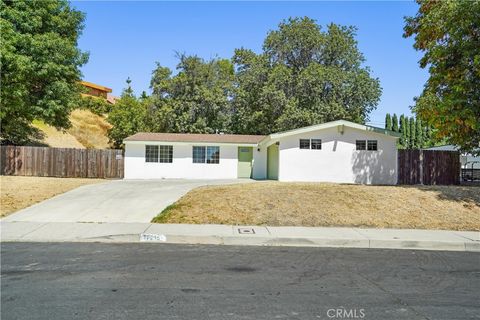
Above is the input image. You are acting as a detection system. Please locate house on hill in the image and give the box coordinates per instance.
[81,81,118,104]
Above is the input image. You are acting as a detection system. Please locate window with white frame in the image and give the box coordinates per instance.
[300,139,322,150]
[145,145,159,162]
[192,146,206,163]
[159,145,173,163]
[367,140,378,151]
[311,139,322,150]
[192,146,220,164]
[206,146,220,164]
[356,140,377,151]
[299,139,310,149]
[356,140,366,150]
[146,145,173,162]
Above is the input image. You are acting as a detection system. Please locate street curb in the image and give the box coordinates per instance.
[2,222,479,252]
[3,234,479,252]
[148,235,480,252]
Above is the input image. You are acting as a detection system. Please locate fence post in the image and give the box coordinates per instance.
[419,149,424,185]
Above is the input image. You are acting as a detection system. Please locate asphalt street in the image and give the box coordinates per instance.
[1,243,479,320]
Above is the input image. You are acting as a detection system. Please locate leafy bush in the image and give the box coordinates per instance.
[78,96,113,115]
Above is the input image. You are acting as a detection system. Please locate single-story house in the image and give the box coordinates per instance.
[123,120,400,184]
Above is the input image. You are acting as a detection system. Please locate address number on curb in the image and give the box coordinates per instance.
[140,233,167,242]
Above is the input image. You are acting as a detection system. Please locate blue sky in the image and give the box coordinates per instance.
[73,1,428,127]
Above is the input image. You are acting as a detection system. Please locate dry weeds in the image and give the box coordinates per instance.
[0,176,104,217]
[153,182,480,231]
[68,109,112,149]
[32,109,111,149]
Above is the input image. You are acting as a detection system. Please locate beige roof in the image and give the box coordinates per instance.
[124,132,266,144]
[106,94,119,104]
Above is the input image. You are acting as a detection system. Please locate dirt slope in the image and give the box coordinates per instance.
[32,109,112,149]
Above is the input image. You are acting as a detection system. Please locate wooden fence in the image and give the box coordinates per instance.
[398,149,460,185]
[0,146,124,179]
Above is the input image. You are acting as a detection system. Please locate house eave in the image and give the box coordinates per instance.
[268,120,401,140]
[123,140,259,147]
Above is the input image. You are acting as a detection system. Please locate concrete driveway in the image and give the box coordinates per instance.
[3,179,251,223]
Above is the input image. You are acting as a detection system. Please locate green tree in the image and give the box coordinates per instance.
[78,96,112,115]
[399,115,406,147]
[397,113,437,149]
[425,125,433,147]
[150,54,234,133]
[409,117,416,149]
[405,117,411,148]
[385,113,392,131]
[392,113,399,132]
[416,118,423,148]
[404,0,480,154]
[232,17,381,135]
[0,0,89,144]
[107,79,147,148]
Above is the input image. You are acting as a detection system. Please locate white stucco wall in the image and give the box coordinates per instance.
[124,142,239,179]
[274,126,398,184]
[123,123,398,183]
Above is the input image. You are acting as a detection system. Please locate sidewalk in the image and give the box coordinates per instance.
[1,221,479,252]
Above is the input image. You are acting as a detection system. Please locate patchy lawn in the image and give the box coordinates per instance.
[152,182,480,231]
[0,176,104,217]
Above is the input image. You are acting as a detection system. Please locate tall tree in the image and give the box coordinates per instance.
[404,0,480,154]
[399,115,404,133]
[150,54,234,133]
[0,0,89,144]
[107,79,148,148]
[416,118,423,148]
[385,113,392,131]
[232,17,381,134]
[399,115,406,147]
[392,113,399,132]
[409,117,416,149]
[396,113,437,149]
[405,117,411,149]
[425,125,433,147]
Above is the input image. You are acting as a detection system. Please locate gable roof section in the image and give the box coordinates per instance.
[124,120,400,145]
[268,120,401,140]
[124,132,266,144]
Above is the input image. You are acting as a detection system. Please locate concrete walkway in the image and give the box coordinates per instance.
[2,179,251,223]
[2,221,478,252]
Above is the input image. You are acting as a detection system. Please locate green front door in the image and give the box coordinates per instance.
[237,147,253,178]
[267,144,279,180]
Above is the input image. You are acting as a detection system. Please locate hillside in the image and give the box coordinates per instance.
[32,109,112,149]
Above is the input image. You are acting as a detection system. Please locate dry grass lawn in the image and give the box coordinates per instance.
[0,176,104,217]
[153,182,480,231]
